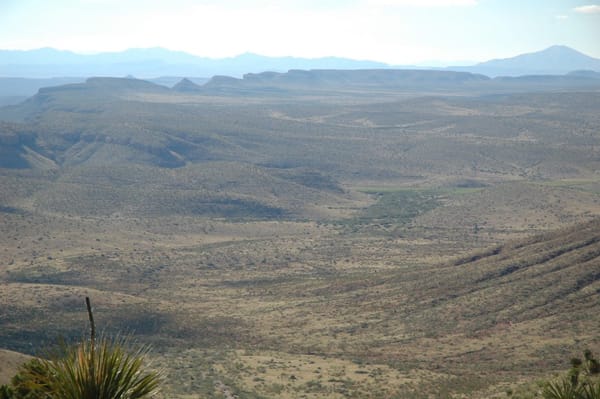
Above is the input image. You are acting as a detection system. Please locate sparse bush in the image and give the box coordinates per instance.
[0,385,14,399]
[8,358,52,399]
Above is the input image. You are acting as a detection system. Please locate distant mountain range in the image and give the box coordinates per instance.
[0,45,599,80]
[452,45,600,77]
[0,47,387,78]
[0,45,599,106]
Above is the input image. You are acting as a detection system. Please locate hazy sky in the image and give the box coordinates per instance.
[1,0,599,64]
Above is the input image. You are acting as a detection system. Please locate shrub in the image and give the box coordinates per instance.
[0,385,14,399]
[4,297,161,399]
[40,335,160,399]
[542,350,600,399]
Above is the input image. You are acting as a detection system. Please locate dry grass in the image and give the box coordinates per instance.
[2,208,599,397]
[2,86,600,397]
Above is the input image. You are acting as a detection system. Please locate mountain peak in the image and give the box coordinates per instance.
[172,77,203,92]
[538,45,589,56]
[545,44,576,51]
[470,45,600,76]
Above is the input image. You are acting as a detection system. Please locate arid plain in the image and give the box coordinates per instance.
[1,72,600,398]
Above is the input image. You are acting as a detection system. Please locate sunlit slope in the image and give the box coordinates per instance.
[1,78,599,183]
[2,216,598,397]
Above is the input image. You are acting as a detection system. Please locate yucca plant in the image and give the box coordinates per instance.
[542,377,582,399]
[580,382,600,399]
[10,297,161,399]
[543,350,600,399]
[42,335,160,399]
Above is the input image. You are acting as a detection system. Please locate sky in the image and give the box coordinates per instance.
[0,0,599,65]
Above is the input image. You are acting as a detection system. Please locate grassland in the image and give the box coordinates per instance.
[0,78,600,397]
[1,179,599,398]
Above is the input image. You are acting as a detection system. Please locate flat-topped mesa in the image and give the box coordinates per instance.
[82,76,167,90]
[205,69,491,90]
[202,75,242,87]
[30,77,169,102]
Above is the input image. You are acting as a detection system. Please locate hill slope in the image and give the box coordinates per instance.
[1,77,600,220]
[0,349,31,385]
[1,210,598,397]
[0,77,368,219]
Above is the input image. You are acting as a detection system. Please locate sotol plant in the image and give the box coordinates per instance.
[2,297,161,399]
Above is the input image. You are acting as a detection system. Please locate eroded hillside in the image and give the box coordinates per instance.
[1,75,599,398]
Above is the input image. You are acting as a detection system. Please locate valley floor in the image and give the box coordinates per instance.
[1,179,600,398]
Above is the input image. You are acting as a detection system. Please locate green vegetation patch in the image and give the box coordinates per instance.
[350,189,442,226]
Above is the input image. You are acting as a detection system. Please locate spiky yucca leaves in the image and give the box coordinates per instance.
[543,379,600,399]
[580,383,600,399]
[543,378,583,399]
[41,336,161,399]
[543,350,600,399]
[3,297,160,399]
[7,338,160,399]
